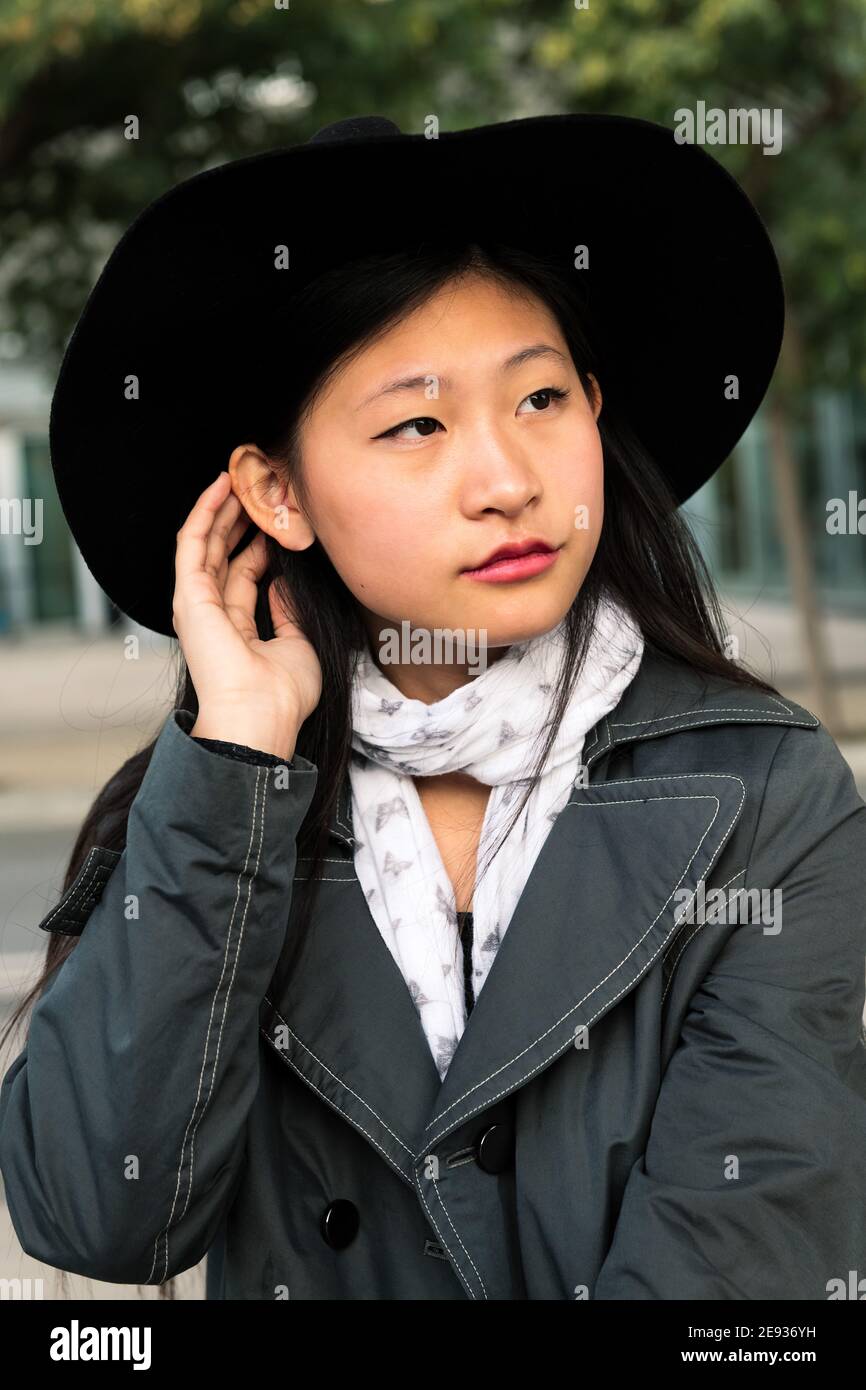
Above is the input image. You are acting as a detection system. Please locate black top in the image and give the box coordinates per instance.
[190,734,288,767]
[455,910,475,1017]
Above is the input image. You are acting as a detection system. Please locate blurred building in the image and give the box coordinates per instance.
[685,387,866,612]
[0,362,113,636]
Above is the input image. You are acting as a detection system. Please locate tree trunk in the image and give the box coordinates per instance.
[765,393,843,736]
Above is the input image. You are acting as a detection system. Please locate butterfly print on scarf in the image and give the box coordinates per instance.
[382,851,413,879]
[374,795,409,832]
[480,924,501,954]
[410,725,454,743]
[356,737,396,761]
[378,698,404,715]
[434,1035,459,1075]
[435,882,457,927]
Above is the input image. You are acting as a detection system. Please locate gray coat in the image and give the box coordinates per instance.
[2,646,866,1300]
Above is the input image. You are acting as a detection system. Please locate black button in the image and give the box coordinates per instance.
[320,1199,359,1249]
[476,1123,513,1174]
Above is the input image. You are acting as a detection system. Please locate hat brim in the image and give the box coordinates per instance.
[49,111,784,636]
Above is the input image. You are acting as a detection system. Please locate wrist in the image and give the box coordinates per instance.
[190,699,301,762]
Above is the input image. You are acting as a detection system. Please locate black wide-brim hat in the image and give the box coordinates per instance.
[49,111,784,637]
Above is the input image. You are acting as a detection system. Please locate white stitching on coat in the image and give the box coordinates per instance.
[182,774,271,1219]
[415,1175,478,1300]
[430,1170,488,1299]
[611,693,795,724]
[660,866,746,1006]
[422,773,746,1147]
[147,765,267,1284]
[614,712,819,733]
[293,874,356,883]
[262,997,414,1157]
[261,1029,410,1185]
[572,702,816,780]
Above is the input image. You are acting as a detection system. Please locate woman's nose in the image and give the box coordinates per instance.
[459,435,541,516]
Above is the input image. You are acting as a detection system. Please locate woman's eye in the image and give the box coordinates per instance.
[517,386,571,415]
[375,386,571,441]
[377,416,443,441]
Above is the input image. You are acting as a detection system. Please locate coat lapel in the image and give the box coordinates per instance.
[261,649,820,1176]
[260,825,442,1187]
[424,764,745,1148]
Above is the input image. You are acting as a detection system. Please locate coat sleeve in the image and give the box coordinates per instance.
[594,723,866,1300]
[0,708,317,1285]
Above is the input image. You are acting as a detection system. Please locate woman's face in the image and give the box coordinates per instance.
[240,273,604,690]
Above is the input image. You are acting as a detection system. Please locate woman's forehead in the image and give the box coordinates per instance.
[319,287,569,411]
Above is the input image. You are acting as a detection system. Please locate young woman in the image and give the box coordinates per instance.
[1,114,865,1301]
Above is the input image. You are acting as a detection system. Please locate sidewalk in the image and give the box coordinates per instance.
[720,595,866,786]
[0,625,176,831]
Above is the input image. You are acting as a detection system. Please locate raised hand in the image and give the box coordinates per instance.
[172,471,322,760]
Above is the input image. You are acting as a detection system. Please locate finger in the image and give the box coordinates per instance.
[225,510,255,558]
[218,515,256,591]
[174,472,233,585]
[204,493,250,588]
[222,527,271,620]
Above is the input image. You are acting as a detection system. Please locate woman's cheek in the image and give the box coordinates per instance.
[570,444,604,540]
[324,522,418,604]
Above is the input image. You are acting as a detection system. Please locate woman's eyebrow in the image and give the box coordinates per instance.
[354,343,569,411]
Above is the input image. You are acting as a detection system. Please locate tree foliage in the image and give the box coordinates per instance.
[1,0,863,397]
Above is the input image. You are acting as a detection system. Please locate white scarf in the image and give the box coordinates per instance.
[348,594,644,1081]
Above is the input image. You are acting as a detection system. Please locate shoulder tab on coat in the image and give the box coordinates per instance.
[38,845,124,936]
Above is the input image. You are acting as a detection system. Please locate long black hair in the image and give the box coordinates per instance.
[3,237,779,1052]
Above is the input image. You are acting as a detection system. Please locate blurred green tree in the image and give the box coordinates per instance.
[0,0,519,362]
[1,0,863,398]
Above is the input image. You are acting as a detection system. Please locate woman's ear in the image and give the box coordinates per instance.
[227,443,316,551]
[586,374,602,421]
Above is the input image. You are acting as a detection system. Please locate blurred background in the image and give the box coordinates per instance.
[1,0,864,1300]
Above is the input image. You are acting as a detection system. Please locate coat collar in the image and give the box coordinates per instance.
[260,647,819,1184]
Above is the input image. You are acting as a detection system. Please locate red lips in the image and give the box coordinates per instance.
[465,538,555,572]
